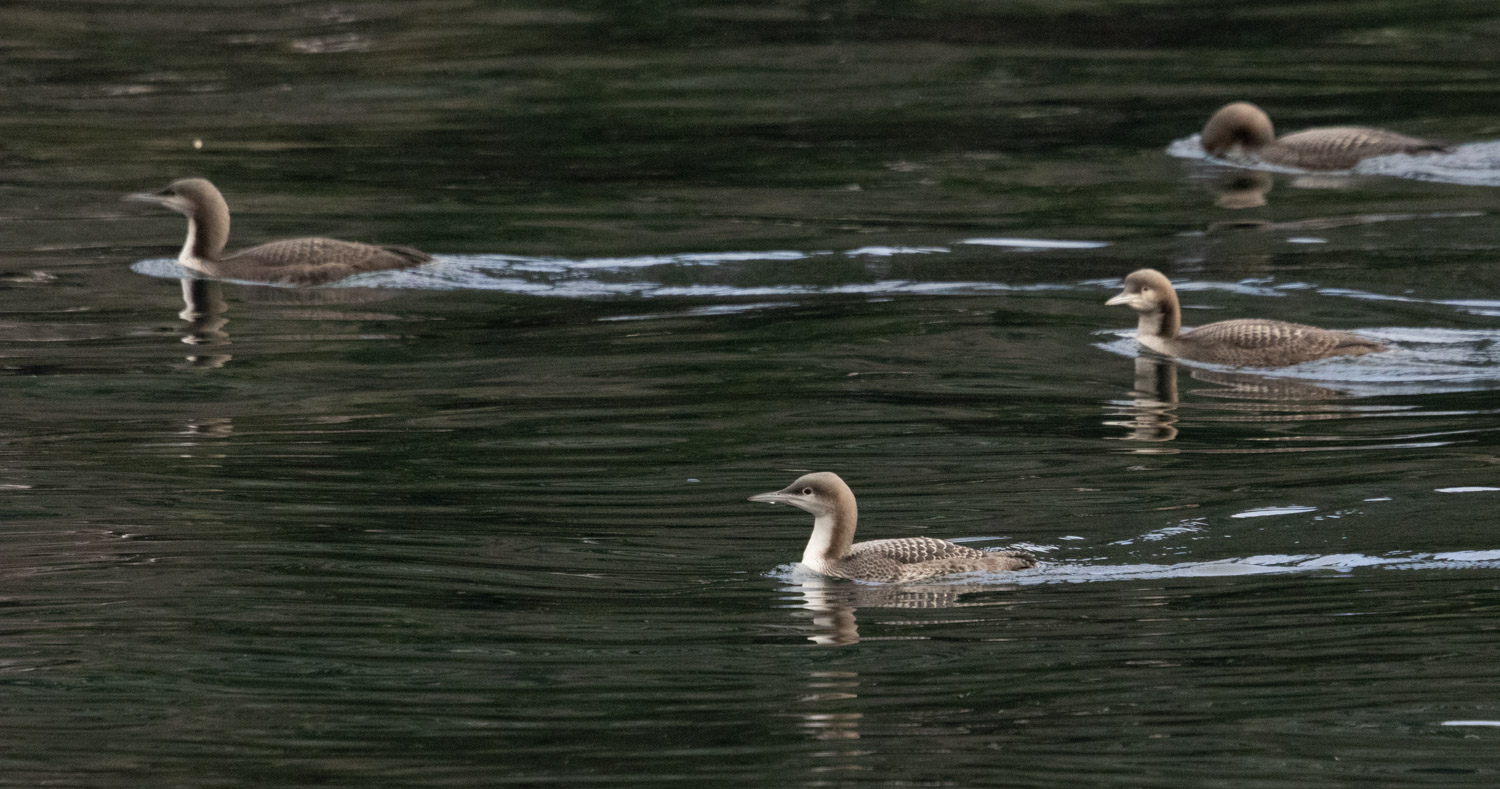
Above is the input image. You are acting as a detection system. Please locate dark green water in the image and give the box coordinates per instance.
[4,2,1500,786]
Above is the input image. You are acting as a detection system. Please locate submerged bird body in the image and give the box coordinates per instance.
[1107,268,1386,368]
[1201,102,1448,171]
[127,178,430,286]
[749,472,1035,583]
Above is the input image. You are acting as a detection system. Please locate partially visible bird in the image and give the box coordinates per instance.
[1201,101,1449,171]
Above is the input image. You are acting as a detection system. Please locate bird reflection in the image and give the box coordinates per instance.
[794,577,862,646]
[1197,167,1480,238]
[172,278,398,368]
[794,666,868,777]
[789,575,1027,646]
[1108,355,1358,449]
[1189,367,1347,402]
[182,417,234,439]
[798,670,864,742]
[233,283,396,308]
[1105,356,1180,448]
[179,278,232,368]
[786,576,1022,771]
[1209,170,1273,210]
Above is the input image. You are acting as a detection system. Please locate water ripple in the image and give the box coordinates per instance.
[769,549,1500,591]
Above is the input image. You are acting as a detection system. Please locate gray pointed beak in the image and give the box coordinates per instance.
[1105,292,1135,307]
[125,191,166,205]
[749,491,790,504]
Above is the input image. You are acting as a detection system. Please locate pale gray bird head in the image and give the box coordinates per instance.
[125,178,226,219]
[748,471,849,518]
[1106,268,1175,313]
[1201,101,1275,158]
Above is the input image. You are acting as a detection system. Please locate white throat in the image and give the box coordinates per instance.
[801,513,838,572]
[178,217,211,273]
[1136,312,1173,355]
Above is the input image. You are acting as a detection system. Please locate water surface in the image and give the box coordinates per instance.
[4,2,1500,786]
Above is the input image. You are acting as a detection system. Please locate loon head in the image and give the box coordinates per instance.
[748,471,850,517]
[1106,268,1177,314]
[1201,101,1276,158]
[127,178,227,219]
[126,177,231,264]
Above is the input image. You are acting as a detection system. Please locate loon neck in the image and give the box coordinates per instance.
[178,216,215,272]
[803,505,857,566]
[178,195,230,269]
[1138,301,1181,342]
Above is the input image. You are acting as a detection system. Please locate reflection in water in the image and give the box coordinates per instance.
[179,278,231,368]
[788,575,1027,646]
[1107,356,1180,447]
[1210,170,1273,209]
[798,671,864,741]
[1206,207,1483,236]
[182,417,234,440]
[793,576,862,646]
[172,278,403,368]
[1190,367,1348,402]
[1108,355,1361,450]
[235,283,397,307]
[797,667,867,776]
[786,576,1023,771]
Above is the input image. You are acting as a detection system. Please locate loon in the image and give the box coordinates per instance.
[1201,102,1449,171]
[749,472,1036,582]
[1107,268,1387,368]
[127,178,431,286]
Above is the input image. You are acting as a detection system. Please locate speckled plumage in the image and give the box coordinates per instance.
[218,238,430,286]
[749,472,1037,583]
[1172,317,1381,367]
[1262,127,1448,170]
[1107,268,1387,368]
[1201,102,1448,171]
[833,538,1036,582]
[127,178,431,286]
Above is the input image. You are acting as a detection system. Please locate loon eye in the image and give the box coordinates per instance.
[801,487,813,496]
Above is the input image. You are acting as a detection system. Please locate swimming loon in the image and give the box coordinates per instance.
[126,178,431,286]
[1107,268,1387,368]
[749,472,1036,582]
[1201,102,1449,171]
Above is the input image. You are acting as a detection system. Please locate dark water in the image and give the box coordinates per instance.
[5,2,1500,786]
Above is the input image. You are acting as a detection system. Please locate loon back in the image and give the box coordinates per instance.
[1177,318,1386,367]
[1262,127,1450,171]
[218,238,431,286]
[835,537,1036,582]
